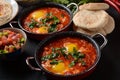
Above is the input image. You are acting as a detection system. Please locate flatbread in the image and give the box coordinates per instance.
[0,0,12,26]
[103,16,115,34]
[73,10,109,31]
[79,3,109,10]
[73,15,115,36]
[73,25,106,36]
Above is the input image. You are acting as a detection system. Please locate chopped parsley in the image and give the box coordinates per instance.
[41,47,86,67]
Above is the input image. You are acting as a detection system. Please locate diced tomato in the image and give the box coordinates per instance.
[8,45,14,53]
[8,33,15,38]
[57,24,64,30]
[4,46,9,51]
[0,30,25,54]
[1,36,8,45]
[7,38,13,44]
[15,44,20,49]
[16,33,22,38]
[0,41,2,46]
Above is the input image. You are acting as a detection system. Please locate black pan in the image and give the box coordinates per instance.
[26,31,107,80]
[18,2,78,40]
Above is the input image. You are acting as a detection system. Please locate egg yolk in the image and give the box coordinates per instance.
[65,43,78,53]
[52,62,66,74]
[36,26,48,34]
[31,10,46,21]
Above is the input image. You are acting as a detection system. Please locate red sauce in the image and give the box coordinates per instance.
[41,37,97,75]
[23,7,70,34]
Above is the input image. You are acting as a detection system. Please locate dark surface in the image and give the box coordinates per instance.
[0,2,120,80]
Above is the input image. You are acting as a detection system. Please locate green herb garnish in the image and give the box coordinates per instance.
[60,47,68,59]
[41,52,59,61]
[68,48,86,67]
[70,48,85,60]
[50,59,63,65]
[81,60,86,66]
[40,13,60,33]
[46,12,53,17]
[41,47,86,67]
[52,16,60,24]
[28,18,39,28]
[48,24,57,32]
[41,48,60,61]
[69,60,76,67]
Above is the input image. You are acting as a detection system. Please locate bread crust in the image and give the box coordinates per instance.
[79,3,109,10]
[73,25,106,36]
[103,16,115,34]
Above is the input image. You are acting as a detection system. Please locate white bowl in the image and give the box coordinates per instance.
[0,0,19,26]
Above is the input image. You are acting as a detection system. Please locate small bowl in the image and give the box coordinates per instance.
[18,2,76,40]
[0,28,27,61]
[26,31,107,80]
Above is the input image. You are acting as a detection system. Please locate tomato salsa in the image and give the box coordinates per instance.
[23,7,70,34]
[0,30,25,54]
[41,37,97,75]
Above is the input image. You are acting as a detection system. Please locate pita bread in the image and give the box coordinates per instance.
[79,3,109,10]
[73,15,115,36]
[73,25,106,36]
[73,10,109,31]
[103,16,115,34]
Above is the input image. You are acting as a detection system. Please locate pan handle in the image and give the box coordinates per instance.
[26,57,41,71]
[9,21,18,28]
[92,33,108,49]
[67,3,78,15]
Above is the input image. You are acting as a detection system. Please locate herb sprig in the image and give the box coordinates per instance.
[40,12,60,32]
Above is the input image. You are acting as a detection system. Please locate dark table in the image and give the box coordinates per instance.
[0,2,120,80]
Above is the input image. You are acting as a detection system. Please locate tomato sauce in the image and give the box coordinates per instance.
[41,37,97,75]
[23,7,70,34]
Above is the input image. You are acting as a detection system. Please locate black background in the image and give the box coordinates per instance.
[0,1,120,80]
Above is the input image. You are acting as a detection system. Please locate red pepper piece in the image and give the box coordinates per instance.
[104,0,120,14]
